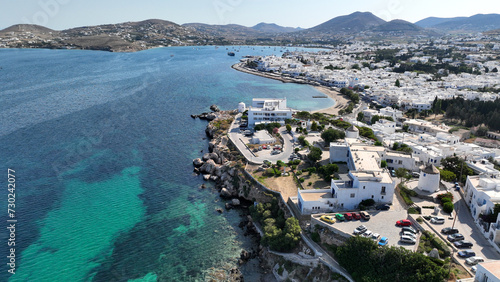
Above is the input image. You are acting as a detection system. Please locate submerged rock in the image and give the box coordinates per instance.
[210,104,220,112]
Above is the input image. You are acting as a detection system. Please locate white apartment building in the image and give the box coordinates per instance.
[298,139,395,214]
[247,98,293,126]
[474,260,500,282]
[463,175,500,254]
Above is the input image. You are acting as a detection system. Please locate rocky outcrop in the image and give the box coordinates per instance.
[220,187,231,198]
[193,158,204,167]
[200,159,217,175]
[210,104,220,112]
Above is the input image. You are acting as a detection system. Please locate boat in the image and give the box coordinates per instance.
[227,52,235,56]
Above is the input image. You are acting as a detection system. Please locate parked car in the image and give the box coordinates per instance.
[390,170,395,177]
[352,213,361,220]
[465,256,484,266]
[458,250,476,258]
[471,266,477,273]
[320,215,336,224]
[376,204,390,211]
[412,172,420,178]
[378,237,389,246]
[402,226,418,234]
[396,219,412,226]
[441,227,459,235]
[402,231,417,239]
[447,233,465,242]
[362,230,373,238]
[360,211,370,220]
[271,150,280,155]
[353,225,367,235]
[371,233,381,241]
[454,240,473,248]
[431,216,445,224]
[335,213,345,221]
[400,235,417,245]
[344,213,353,220]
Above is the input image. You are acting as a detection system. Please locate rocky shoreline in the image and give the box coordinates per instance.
[192,106,272,281]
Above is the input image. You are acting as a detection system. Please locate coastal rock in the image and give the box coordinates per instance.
[202,174,211,181]
[220,187,231,198]
[210,175,219,182]
[210,104,220,112]
[208,141,216,152]
[216,208,223,213]
[202,152,219,163]
[240,250,250,262]
[225,203,233,210]
[228,167,236,177]
[193,158,204,167]
[200,184,206,189]
[200,159,216,174]
[232,198,240,206]
[206,113,217,121]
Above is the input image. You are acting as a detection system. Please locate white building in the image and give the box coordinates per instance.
[463,175,500,254]
[299,138,396,214]
[474,260,500,282]
[247,98,293,126]
[417,164,440,192]
[251,130,276,144]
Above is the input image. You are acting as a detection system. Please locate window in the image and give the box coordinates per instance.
[381,186,386,194]
[363,186,365,189]
[350,193,355,198]
[371,195,374,198]
[381,196,384,199]
[398,160,403,164]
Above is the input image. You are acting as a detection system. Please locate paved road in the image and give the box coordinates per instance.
[228,115,295,164]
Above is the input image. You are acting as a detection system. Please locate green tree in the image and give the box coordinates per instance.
[352,63,360,70]
[476,126,488,136]
[307,147,323,163]
[443,201,454,213]
[439,169,456,182]
[321,128,345,145]
[371,115,381,124]
[318,163,339,181]
[395,79,401,87]
[395,167,408,183]
[311,121,318,131]
[357,112,364,121]
[286,124,292,133]
[381,160,387,168]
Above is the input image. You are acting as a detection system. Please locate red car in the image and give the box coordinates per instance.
[344,213,353,220]
[352,213,361,220]
[396,219,412,226]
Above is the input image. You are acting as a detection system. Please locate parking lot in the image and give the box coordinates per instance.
[312,192,419,251]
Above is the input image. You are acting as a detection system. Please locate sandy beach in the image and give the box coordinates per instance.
[232,63,349,115]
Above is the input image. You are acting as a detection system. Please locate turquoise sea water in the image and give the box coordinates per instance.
[0,46,334,281]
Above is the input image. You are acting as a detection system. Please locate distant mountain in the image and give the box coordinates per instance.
[251,23,301,33]
[414,17,466,28]
[183,23,261,38]
[0,24,56,35]
[372,19,422,32]
[416,14,500,32]
[307,11,386,34]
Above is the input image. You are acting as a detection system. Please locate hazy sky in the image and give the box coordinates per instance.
[1,0,499,30]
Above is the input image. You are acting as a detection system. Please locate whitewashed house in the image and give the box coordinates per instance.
[247,98,293,126]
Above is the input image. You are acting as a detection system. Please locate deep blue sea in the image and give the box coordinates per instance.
[0,46,333,281]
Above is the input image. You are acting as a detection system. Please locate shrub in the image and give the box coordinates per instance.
[311,231,320,243]
[443,202,454,213]
[299,178,305,183]
[360,199,375,206]
[416,217,424,223]
[308,182,312,186]
[408,207,420,214]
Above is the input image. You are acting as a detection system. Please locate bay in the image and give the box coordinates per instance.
[0,46,333,281]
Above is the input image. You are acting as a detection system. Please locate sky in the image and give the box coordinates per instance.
[1,0,500,30]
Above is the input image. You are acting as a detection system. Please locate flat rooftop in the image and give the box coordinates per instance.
[478,260,500,278]
[300,191,332,201]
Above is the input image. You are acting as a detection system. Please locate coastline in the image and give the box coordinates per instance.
[231,62,349,115]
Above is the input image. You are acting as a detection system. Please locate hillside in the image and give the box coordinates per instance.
[420,14,500,32]
[251,23,301,33]
[307,11,386,34]
[414,17,466,28]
